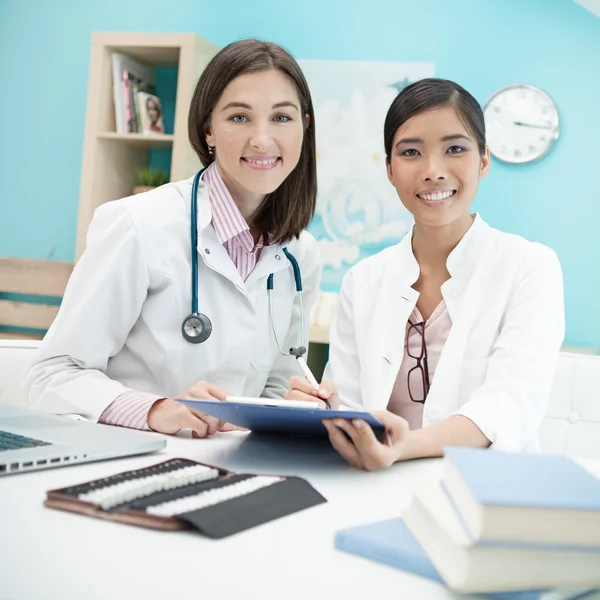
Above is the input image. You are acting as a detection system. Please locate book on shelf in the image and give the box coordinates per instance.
[441,446,600,549]
[111,52,157,135]
[137,91,165,134]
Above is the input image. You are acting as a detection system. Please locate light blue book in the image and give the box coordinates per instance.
[441,447,600,548]
[334,518,598,600]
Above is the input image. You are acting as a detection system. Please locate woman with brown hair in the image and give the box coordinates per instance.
[26,39,321,438]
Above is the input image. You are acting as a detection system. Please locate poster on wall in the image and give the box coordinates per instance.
[299,60,435,293]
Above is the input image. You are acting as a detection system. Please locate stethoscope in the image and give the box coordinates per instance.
[181,169,308,360]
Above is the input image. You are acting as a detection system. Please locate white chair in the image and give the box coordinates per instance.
[539,352,600,460]
[0,339,40,408]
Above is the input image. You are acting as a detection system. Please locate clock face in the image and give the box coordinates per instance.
[483,84,559,164]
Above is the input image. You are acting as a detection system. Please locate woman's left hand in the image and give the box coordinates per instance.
[323,410,410,471]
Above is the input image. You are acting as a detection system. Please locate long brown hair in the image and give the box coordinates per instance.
[188,39,317,244]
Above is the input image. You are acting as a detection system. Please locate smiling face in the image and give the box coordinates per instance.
[204,69,306,205]
[386,105,490,228]
[147,99,160,124]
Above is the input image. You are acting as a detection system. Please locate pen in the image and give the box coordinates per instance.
[294,356,331,410]
[289,346,331,409]
[295,355,320,390]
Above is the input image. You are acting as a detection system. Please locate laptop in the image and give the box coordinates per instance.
[0,403,166,476]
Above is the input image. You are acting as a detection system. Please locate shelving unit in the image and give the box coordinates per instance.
[76,32,219,258]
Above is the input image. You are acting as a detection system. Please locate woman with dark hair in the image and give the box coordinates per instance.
[287,78,564,470]
[27,39,321,438]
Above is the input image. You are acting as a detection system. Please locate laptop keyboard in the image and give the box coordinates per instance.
[0,430,53,452]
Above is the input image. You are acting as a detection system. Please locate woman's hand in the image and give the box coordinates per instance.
[323,410,410,471]
[147,381,241,437]
[285,376,339,409]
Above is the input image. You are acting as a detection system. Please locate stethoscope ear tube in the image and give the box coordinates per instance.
[289,346,307,357]
[282,247,302,292]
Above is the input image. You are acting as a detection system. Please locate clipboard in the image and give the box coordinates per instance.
[176,398,385,437]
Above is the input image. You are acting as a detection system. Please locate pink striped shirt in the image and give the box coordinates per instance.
[205,162,267,280]
[99,163,267,430]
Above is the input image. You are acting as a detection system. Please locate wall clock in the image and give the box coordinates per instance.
[483,84,559,164]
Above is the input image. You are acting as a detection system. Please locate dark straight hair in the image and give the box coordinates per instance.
[188,39,317,245]
[384,78,486,162]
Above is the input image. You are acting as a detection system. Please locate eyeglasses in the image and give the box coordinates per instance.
[406,320,431,404]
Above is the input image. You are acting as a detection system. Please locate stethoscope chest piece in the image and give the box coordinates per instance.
[182,312,212,344]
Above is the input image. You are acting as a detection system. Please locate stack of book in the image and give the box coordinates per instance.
[335,447,600,599]
[111,52,165,135]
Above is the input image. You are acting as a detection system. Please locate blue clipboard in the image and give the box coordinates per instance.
[176,399,385,437]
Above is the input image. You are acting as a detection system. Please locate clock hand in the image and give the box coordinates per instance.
[513,121,553,130]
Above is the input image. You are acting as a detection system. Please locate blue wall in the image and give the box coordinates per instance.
[1,0,599,347]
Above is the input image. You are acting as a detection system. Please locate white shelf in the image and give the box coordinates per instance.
[97,132,174,148]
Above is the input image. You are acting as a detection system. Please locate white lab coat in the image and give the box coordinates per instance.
[26,177,321,421]
[323,214,564,452]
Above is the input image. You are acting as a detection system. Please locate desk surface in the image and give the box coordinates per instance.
[2,431,599,600]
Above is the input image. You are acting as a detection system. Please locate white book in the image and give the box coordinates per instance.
[403,482,600,594]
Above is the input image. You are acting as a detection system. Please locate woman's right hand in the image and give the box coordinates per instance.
[147,381,238,437]
[285,376,339,409]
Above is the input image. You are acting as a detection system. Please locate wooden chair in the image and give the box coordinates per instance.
[0,258,73,340]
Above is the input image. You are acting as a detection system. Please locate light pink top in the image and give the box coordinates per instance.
[99,162,266,430]
[387,300,452,429]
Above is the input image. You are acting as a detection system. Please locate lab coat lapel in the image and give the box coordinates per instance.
[194,183,292,302]
[198,227,248,295]
[366,236,420,410]
[193,183,247,297]
[380,232,420,360]
[244,245,292,292]
[422,215,491,421]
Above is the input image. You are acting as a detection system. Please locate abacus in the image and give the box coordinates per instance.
[44,458,326,538]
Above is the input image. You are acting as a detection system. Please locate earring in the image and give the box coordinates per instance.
[208,145,214,156]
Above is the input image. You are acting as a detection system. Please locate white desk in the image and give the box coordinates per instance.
[2,432,599,600]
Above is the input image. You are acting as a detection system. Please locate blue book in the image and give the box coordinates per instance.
[334,518,598,600]
[442,447,600,548]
